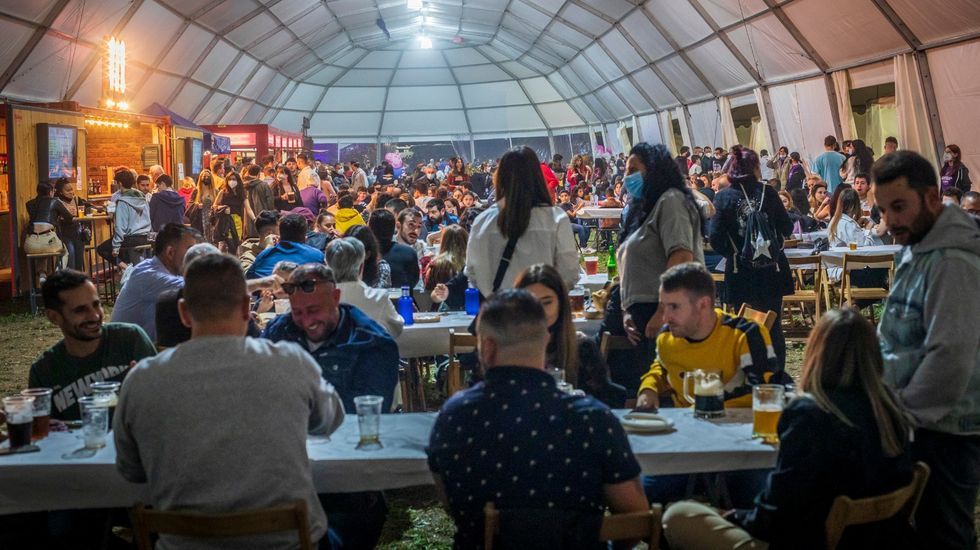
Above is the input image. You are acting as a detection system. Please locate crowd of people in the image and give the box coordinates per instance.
[9,132,980,549]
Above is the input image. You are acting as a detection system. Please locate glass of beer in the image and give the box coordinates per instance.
[568,287,586,314]
[78,396,110,449]
[848,241,858,251]
[584,256,599,276]
[752,385,785,444]
[354,395,384,451]
[682,370,725,419]
[3,396,35,448]
[90,381,120,430]
[20,388,52,440]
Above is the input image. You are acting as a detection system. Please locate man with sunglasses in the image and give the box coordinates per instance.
[260,263,397,548]
[261,263,399,414]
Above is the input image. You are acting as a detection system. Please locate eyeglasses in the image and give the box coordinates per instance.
[280,279,321,295]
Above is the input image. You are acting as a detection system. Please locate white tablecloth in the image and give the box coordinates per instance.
[395,313,603,358]
[784,245,901,260]
[577,273,610,292]
[576,207,623,220]
[0,409,775,514]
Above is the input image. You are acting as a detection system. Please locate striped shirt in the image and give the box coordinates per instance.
[639,308,777,407]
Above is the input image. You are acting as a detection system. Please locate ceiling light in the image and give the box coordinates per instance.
[407,0,422,9]
[418,36,432,49]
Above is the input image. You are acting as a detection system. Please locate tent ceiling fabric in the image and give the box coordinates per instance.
[0,0,978,138]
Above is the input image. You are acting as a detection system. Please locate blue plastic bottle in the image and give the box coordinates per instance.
[464,281,480,316]
[398,286,414,326]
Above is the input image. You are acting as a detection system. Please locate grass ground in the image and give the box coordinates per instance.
[0,306,976,547]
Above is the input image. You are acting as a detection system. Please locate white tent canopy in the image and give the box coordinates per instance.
[0,0,978,166]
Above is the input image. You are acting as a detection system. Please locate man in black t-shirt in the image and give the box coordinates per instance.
[29,270,156,420]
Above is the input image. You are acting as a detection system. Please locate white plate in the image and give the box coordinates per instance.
[620,412,675,434]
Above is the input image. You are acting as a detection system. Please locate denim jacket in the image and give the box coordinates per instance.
[261,304,399,413]
[879,206,980,435]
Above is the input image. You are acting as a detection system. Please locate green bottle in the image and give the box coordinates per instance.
[606,244,617,279]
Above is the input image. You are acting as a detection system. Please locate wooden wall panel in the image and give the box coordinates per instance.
[9,105,87,295]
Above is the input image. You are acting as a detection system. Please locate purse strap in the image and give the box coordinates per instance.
[491,235,520,294]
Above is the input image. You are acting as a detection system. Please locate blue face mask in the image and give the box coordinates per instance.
[624,172,644,197]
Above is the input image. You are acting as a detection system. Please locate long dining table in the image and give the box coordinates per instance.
[0,408,776,515]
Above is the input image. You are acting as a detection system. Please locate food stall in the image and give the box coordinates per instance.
[200,124,303,164]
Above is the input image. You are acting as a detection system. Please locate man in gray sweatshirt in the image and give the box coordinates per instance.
[873,151,980,549]
[96,170,151,268]
[114,253,344,549]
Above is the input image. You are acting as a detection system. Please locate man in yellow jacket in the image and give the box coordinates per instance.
[333,193,365,235]
[636,262,778,410]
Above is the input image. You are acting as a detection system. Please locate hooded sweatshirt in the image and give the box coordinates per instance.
[334,208,365,235]
[879,205,980,435]
[148,188,186,232]
[113,189,151,249]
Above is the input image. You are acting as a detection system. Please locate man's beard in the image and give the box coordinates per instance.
[904,205,938,246]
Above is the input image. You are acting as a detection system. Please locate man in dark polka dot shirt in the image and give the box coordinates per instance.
[426,290,647,547]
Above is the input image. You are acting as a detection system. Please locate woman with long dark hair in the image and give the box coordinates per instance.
[664,309,913,549]
[464,147,578,297]
[941,144,972,193]
[709,145,793,369]
[213,171,253,251]
[613,143,704,401]
[271,166,303,211]
[840,139,874,184]
[346,223,389,288]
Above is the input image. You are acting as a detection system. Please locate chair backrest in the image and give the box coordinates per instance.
[448,329,477,396]
[736,303,777,332]
[599,331,634,360]
[842,253,895,286]
[783,238,799,248]
[484,503,661,549]
[130,500,313,550]
[824,462,930,550]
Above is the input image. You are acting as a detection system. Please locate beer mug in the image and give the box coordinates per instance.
[682,369,725,419]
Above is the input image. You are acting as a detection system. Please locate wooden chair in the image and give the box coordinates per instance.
[447,329,477,397]
[736,303,777,332]
[840,253,895,322]
[824,462,930,550]
[785,255,822,325]
[484,502,662,549]
[783,238,799,248]
[25,251,65,315]
[130,500,313,550]
[599,331,635,362]
[820,254,844,312]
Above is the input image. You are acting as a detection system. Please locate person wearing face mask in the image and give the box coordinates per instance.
[941,144,972,194]
[272,166,303,211]
[604,143,704,397]
[766,146,791,187]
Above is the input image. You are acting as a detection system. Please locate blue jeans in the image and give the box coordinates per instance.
[570,223,590,248]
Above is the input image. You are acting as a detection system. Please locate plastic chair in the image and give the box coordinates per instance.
[130,499,313,550]
[736,303,777,332]
[447,329,477,397]
[484,502,662,549]
[824,462,930,550]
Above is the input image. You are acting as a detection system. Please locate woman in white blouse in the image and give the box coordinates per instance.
[827,188,888,289]
[465,147,579,297]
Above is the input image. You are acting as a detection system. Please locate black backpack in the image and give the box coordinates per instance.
[731,185,782,273]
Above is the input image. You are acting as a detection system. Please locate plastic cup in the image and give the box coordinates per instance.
[752,385,785,444]
[848,241,858,251]
[3,396,35,448]
[78,395,111,449]
[90,381,120,430]
[354,395,384,451]
[568,288,586,313]
[584,256,599,275]
[20,388,52,440]
[274,298,291,314]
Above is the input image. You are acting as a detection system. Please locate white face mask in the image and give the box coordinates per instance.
[228,180,238,189]
[943,152,953,163]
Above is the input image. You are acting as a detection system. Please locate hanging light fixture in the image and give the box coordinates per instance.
[102,36,128,111]
[418,35,433,49]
